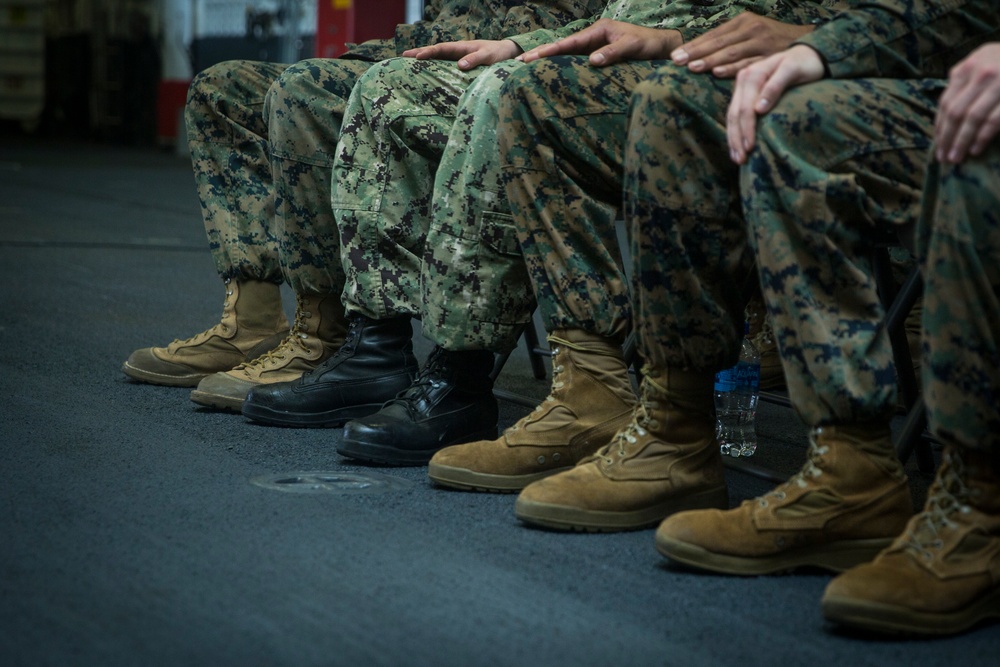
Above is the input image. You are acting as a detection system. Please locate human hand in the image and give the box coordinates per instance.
[402,39,522,70]
[726,44,826,164]
[517,18,682,66]
[671,12,816,78]
[934,43,1000,164]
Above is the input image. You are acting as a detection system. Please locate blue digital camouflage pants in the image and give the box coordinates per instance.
[331,57,534,352]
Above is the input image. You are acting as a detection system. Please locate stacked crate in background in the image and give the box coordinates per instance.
[0,0,46,130]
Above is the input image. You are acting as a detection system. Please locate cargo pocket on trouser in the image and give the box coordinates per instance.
[421,211,535,351]
[474,212,535,327]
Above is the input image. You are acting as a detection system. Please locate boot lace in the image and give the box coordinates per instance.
[301,315,363,377]
[508,343,567,433]
[232,295,312,371]
[594,375,662,464]
[758,430,829,507]
[386,347,449,417]
[751,317,775,354]
[168,278,235,346]
[898,449,974,562]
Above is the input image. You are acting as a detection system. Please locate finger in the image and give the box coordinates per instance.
[520,34,594,62]
[590,35,643,66]
[727,68,758,163]
[458,49,491,70]
[674,27,739,65]
[948,85,1000,162]
[420,42,476,61]
[934,61,973,160]
[689,41,755,73]
[711,56,762,79]
[402,45,435,59]
[753,58,814,115]
[517,44,545,62]
[935,80,977,161]
[969,107,1000,157]
[673,16,748,64]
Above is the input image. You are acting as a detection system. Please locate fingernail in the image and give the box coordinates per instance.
[672,49,688,64]
[948,149,959,162]
[756,98,769,112]
[591,52,605,65]
[743,138,750,152]
[459,59,468,68]
[731,149,740,163]
[689,59,704,72]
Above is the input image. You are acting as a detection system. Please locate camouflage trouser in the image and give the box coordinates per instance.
[186,57,374,293]
[421,61,535,353]
[332,57,533,352]
[918,144,1000,454]
[624,66,753,374]
[499,56,666,343]
[747,78,941,427]
[626,66,940,427]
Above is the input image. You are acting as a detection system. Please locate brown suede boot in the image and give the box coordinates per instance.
[655,424,913,574]
[190,292,348,411]
[428,330,636,492]
[513,368,728,532]
[753,316,785,391]
[122,278,289,387]
[822,445,1000,636]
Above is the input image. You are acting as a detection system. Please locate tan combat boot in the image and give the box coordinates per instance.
[513,368,728,532]
[754,316,785,391]
[122,278,289,387]
[190,292,348,411]
[655,424,913,574]
[822,445,1000,636]
[428,330,636,492]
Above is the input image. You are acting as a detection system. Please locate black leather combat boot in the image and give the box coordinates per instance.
[241,315,418,427]
[336,347,499,466]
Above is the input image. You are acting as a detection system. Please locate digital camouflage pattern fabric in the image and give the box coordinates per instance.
[185,0,595,295]
[332,1,604,343]
[335,1,845,350]
[918,144,1000,454]
[623,0,998,426]
[499,2,847,343]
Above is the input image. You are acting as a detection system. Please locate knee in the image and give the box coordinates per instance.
[754,86,830,159]
[497,60,555,121]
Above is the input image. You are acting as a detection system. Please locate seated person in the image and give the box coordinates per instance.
[120,0,599,411]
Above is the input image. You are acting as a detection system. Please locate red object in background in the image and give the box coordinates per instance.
[316,0,408,58]
[156,79,190,145]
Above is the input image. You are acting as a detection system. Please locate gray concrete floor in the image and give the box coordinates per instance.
[1,136,996,666]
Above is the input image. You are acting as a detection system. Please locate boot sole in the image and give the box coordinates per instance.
[241,402,386,428]
[121,361,207,388]
[337,429,499,467]
[821,590,1000,636]
[515,486,729,533]
[190,389,245,412]
[655,533,894,575]
[427,463,572,493]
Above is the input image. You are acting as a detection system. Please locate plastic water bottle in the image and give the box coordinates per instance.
[714,323,761,457]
